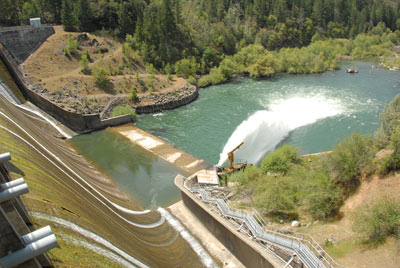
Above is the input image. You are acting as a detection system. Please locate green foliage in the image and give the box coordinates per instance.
[328,133,375,193]
[303,168,342,219]
[377,125,400,175]
[94,67,110,88]
[62,0,75,31]
[228,165,262,187]
[255,177,297,213]
[187,76,196,85]
[63,36,79,56]
[130,87,137,102]
[379,94,400,146]
[352,197,400,244]
[174,58,199,79]
[260,144,302,175]
[79,54,90,74]
[111,105,136,121]
[76,0,93,32]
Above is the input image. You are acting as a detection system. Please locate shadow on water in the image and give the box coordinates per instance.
[69,128,189,209]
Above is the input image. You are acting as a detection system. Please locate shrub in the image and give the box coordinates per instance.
[187,76,196,85]
[255,177,297,213]
[174,57,199,78]
[111,105,136,121]
[130,87,137,102]
[328,133,374,193]
[378,125,400,174]
[380,94,400,146]
[197,75,212,87]
[64,36,79,56]
[94,67,110,88]
[80,54,90,74]
[304,168,342,219]
[352,197,400,244]
[260,144,302,175]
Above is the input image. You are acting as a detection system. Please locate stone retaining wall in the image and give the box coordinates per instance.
[135,86,198,114]
[0,25,55,64]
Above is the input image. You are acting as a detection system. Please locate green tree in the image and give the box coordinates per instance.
[61,0,75,31]
[329,133,374,193]
[76,0,93,32]
[260,144,302,175]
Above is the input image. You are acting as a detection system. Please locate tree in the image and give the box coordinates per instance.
[76,0,93,32]
[118,1,134,37]
[61,0,75,31]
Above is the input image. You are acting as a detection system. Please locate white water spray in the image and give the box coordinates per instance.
[157,207,219,268]
[218,96,344,165]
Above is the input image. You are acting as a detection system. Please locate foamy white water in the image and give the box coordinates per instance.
[157,207,219,268]
[218,96,344,165]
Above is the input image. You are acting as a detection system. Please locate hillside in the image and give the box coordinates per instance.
[21,26,189,116]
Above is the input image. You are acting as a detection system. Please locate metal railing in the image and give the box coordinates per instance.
[185,181,346,268]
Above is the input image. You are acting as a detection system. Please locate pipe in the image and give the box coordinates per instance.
[0,184,29,203]
[1,178,24,191]
[0,234,58,268]
[0,152,11,163]
[21,226,53,245]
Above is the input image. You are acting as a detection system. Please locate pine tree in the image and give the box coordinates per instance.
[76,0,93,32]
[118,2,134,37]
[61,0,75,31]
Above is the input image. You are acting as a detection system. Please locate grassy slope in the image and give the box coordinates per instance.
[0,127,122,267]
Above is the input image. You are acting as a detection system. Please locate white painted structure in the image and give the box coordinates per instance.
[29,18,41,28]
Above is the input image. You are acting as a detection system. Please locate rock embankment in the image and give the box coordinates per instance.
[135,84,198,114]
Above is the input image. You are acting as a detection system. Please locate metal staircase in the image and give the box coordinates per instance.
[187,183,345,268]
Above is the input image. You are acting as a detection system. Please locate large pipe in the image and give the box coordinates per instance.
[1,178,25,191]
[0,153,11,163]
[0,184,29,203]
[0,234,58,268]
[21,226,53,245]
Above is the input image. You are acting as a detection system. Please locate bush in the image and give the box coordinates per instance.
[304,168,342,219]
[378,125,400,174]
[328,133,374,193]
[352,197,400,244]
[255,177,297,213]
[64,36,79,56]
[260,144,302,175]
[380,94,400,145]
[80,54,90,74]
[111,105,136,121]
[130,87,137,102]
[94,67,110,88]
[174,57,199,78]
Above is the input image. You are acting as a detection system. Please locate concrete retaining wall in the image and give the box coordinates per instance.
[175,175,280,268]
[0,26,55,64]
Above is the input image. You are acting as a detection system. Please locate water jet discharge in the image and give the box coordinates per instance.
[218,96,343,165]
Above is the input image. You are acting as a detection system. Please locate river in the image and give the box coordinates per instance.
[136,61,400,165]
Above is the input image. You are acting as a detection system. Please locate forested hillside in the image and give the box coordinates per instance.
[1,0,400,72]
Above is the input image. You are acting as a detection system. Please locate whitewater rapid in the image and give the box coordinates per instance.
[218,96,344,165]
